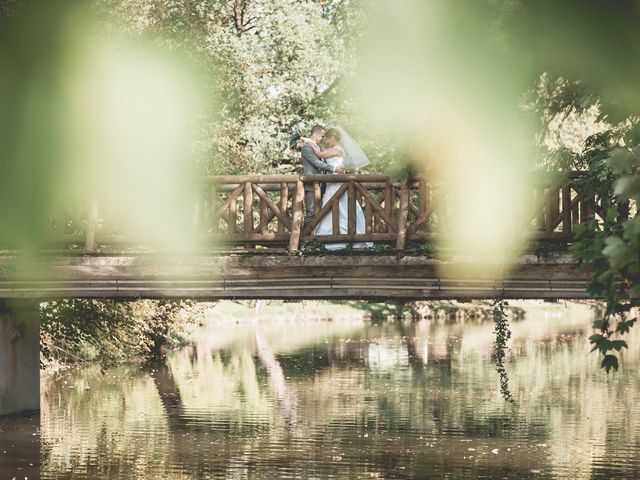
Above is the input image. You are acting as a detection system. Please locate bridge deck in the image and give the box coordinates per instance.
[0,253,590,300]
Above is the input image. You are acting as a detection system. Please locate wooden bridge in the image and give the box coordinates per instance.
[0,172,601,301]
[0,172,603,416]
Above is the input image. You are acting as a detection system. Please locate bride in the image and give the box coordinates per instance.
[305,127,372,250]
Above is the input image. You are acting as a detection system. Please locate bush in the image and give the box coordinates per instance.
[40,299,203,367]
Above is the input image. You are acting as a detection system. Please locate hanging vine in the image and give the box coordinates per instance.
[492,292,514,403]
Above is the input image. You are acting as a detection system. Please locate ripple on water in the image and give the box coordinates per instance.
[37,313,640,480]
[0,413,39,480]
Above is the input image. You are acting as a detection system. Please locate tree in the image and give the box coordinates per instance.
[99,1,640,371]
[507,2,640,372]
[102,0,370,175]
[341,0,640,371]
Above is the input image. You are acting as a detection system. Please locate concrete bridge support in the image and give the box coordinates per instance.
[0,301,39,416]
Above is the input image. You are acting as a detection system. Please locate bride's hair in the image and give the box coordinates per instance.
[324,128,341,142]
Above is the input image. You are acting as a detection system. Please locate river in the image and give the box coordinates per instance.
[6,301,640,479]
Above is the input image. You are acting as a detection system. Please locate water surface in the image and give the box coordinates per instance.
[0,412,39,479]
[38,302,640,479]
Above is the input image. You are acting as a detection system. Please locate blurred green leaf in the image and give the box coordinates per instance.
[629,285,640,299]
[608,148,636,175]
[602,236,631,268]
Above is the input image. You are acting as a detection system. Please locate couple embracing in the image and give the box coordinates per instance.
[300,124,372,250]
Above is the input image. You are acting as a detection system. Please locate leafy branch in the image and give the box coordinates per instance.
[570,144,640,372]
[492,292,514,403]
[589,317,635,373]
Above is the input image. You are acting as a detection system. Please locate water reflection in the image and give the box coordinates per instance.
[40,303,640,479]
[255,330,298,426]
[0,413,39,479]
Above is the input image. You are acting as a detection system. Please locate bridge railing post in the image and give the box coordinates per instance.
[289,178,305,252]
[561,183,572,235]
[209,183,218,234]
[85,197,99,253]
[395,180,410,252]
[545,186,560,234]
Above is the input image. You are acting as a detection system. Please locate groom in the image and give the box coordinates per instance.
[301,124,345,228]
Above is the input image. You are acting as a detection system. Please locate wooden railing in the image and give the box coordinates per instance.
[199,174,431,251]
[531,172,605,238]
[200,174,302,251]
[195,172,606,252]
[17,172,608,253]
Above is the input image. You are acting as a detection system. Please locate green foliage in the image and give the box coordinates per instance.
[491,294,514,403]
[600,354,618,374]
[99,0,377,175]
[568,143,639,372]
[3,0,637,376]
[526,5,640,371]
[0,0,19,16]
[41,299,201,366]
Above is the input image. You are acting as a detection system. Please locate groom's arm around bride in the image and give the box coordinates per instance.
[300,142,342,175]
[300,124,344,228]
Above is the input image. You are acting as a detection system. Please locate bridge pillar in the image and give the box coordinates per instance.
[0,300,39,416]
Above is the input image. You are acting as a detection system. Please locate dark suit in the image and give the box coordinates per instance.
[301,142,335,228]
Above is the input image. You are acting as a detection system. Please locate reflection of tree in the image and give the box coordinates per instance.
[151,361,185,427]
[254,329,298,425]
[41,308,640,479]
[397,319,430,373]
[188,343,198,366]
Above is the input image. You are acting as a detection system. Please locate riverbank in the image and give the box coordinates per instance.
[40,299,600,371]
[40,299,208,371]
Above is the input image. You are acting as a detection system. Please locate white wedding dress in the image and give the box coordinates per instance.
[315,147,373,250]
